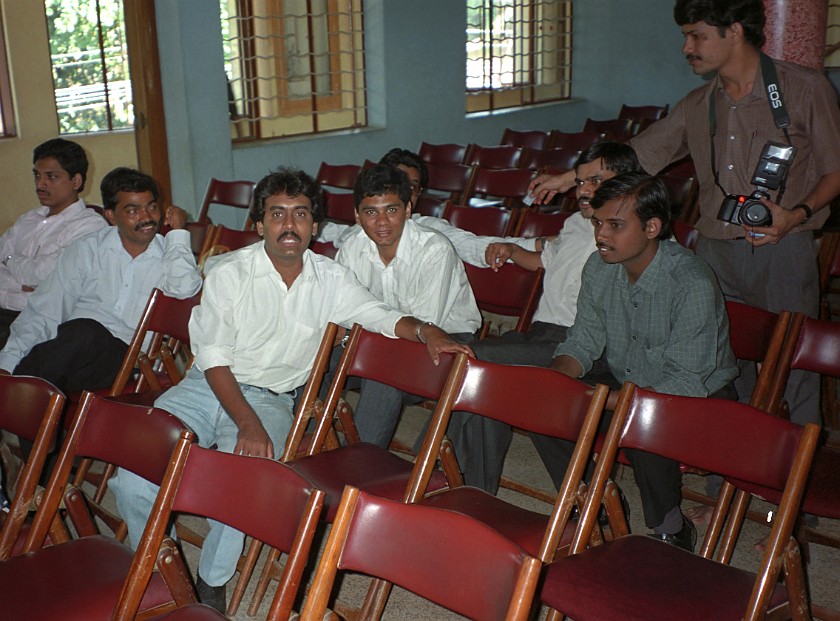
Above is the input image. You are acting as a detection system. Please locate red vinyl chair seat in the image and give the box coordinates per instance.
[0,535,173,621]
[419,485,573,556]
[287,442,448,521]
[541,535,788,621]
[145,604,225,620]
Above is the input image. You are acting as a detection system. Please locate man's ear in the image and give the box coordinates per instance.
[104,209,116,226]
[312,221,319,237]
[728,22,744,43]
[405,200,412,219]
[646,217,663,239]
[71,173,82,192]
[256,221,264,238]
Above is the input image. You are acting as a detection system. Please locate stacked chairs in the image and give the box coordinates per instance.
[540,383,820,621]
[500,128,553,150]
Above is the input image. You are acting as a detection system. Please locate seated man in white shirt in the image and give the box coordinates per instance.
[0,138,107,347]
[110,168,473,612]
[0,167,202,393]
[336,164,481,447]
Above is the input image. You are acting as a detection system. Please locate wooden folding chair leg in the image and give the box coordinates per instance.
[783,540,811,621]
[248,546,283,617]
[227,537,262,617]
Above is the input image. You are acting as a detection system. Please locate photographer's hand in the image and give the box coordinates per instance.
[743,198,804,246]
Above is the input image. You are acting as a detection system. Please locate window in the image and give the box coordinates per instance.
[0,8,15,138]
[44,0,134,134]
[221,0,367,142]
[466,0,572,113]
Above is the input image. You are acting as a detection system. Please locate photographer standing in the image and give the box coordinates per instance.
[532,0,840,430]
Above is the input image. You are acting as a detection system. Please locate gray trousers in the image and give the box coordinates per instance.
[696,232,820,425]
[447,322,568,494]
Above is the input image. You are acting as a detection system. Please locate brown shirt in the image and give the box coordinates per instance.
[631,58,840,239]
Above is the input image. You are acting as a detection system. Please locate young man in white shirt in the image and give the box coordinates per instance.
[0,167,201,392]
[336,164,481,447]
[0,139,107,346]
[110,168,473,612]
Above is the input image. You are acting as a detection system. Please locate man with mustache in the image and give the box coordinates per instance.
[0,139,107,347]
[335,163,480,448]
[0,167,201,392]
[111,168,473,612]
[549,172,737,551]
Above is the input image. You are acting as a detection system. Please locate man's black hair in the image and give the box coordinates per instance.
[591,171,673,240]
[575,141,642,176]
[353,164,412,209]
[33,138,89,192]
[674,0,766,48]
[100,167,159,211]
[251,168,324,224]
[378,148,429,189]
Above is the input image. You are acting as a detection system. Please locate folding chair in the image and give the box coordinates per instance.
[618,103,669,133]
[582,117,635,142]
[462,166,534,210]
[513,209,572,237]
[322,189,357,224]
[110,443,325,621]
[672,219,699,252]
[519,147,581,172]
[195,178,256,228]
[661,173,699,223]
[441,201,515,237]
[299,486,542,621]
[245,324,458,615]
[418,141,468,165]
[549,130,603,152]
[500,128,553,150]
[0,392,195,621]
[197,224,261,268]
[0,375,65,560]
[314,162,361,190]
[464,262,544,338]
[463,144,524,169]
[540,383,820,621]
[309,240,338,259]
[420,162,477,215]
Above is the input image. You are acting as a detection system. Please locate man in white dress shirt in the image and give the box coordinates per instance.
[448,141,643,493]
[0,167,201,392]
[0,139,107,346]
[336,164,481,447]
[110,168,473,612]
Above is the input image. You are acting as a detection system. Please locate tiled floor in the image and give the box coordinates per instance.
[168,403,840,620]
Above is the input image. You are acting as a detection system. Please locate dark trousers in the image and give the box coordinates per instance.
[532,377,738,529]
[0,308,20,350]
[14,318,129,393]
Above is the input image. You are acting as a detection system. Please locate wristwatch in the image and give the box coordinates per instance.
[415,321,435,344]
[793,204,812,222]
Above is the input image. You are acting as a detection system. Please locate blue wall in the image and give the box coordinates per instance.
[154,0,705,225]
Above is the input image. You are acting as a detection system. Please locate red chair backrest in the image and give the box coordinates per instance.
[425,162,477,196]
[516,210,572,238]
[500,128,552,150]
[671,220,698,252]
[724,300,779,363]
[790,315,840,377]
[196,178,256,224]
[469,167,534,202]
[583,118,634,141]
[549,130,603,151]
[464,144,523,169]
[213,225,261,252]
[315,162,361,190]
[323,190,356,224]
[465,263,544,331]
[519,147,581,172]
[442,202,513,237]
[418,142,468,166]
[0,375,63,447]
[310,241,338,259]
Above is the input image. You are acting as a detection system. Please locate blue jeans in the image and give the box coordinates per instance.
[110,367,295,586]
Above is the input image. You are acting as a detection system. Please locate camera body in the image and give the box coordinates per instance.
[718,191,773,226]
[717,140,797,227]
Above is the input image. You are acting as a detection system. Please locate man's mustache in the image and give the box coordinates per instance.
[135,220,158,231]
[277,231,302,242]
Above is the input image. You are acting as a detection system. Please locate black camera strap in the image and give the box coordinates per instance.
[709,52,793,200]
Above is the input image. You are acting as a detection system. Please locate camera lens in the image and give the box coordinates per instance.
[741,200,771,226]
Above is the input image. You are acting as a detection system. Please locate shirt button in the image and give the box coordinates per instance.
[727,164,734,170]
[729,135,735,140]
[632,335,637,340]
[625,368,631,373]
[633,303,638,308]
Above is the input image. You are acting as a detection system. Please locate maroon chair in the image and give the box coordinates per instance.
[541,384,820,621]
[322,190,356,224]
[464,262,544,338]
[501,128,553,150]
[314,162,361,190]
[549,130,604,151]
[582,117,635,142]
[195,178,256,228]
[0,392,195,621]
[661,173,699,223]
[418,141,468,165]
[441,201,514,237]
[463,167,534,209]
[514,209,572,238]
[671,220,698,252]
[463,144,524,169]
[519,147,581,172]
[618,103,669,134]
[111,444,325,621]
[424,161,477,208]
[0,376,65,559]
[299,486,542,621]
[310,240,338,259]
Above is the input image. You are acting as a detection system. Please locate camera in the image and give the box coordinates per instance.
[717,141,797,227]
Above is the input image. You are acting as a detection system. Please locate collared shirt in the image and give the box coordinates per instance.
[555,241,737,397]
[336,219,481,334]
[318,215,538,267]
[190,243,407,394]
[533,211,596,327]
[0,227,202,372]
[0,200,107,311]
[631,58,840,239]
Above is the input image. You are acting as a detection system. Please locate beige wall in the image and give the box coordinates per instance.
[0,2,137,232]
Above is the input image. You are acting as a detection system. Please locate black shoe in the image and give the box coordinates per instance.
[648,518,697,553]
[196,575,226,613]
[569,489,630,528]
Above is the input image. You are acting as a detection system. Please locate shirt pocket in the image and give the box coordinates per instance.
[277,320,317,367]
